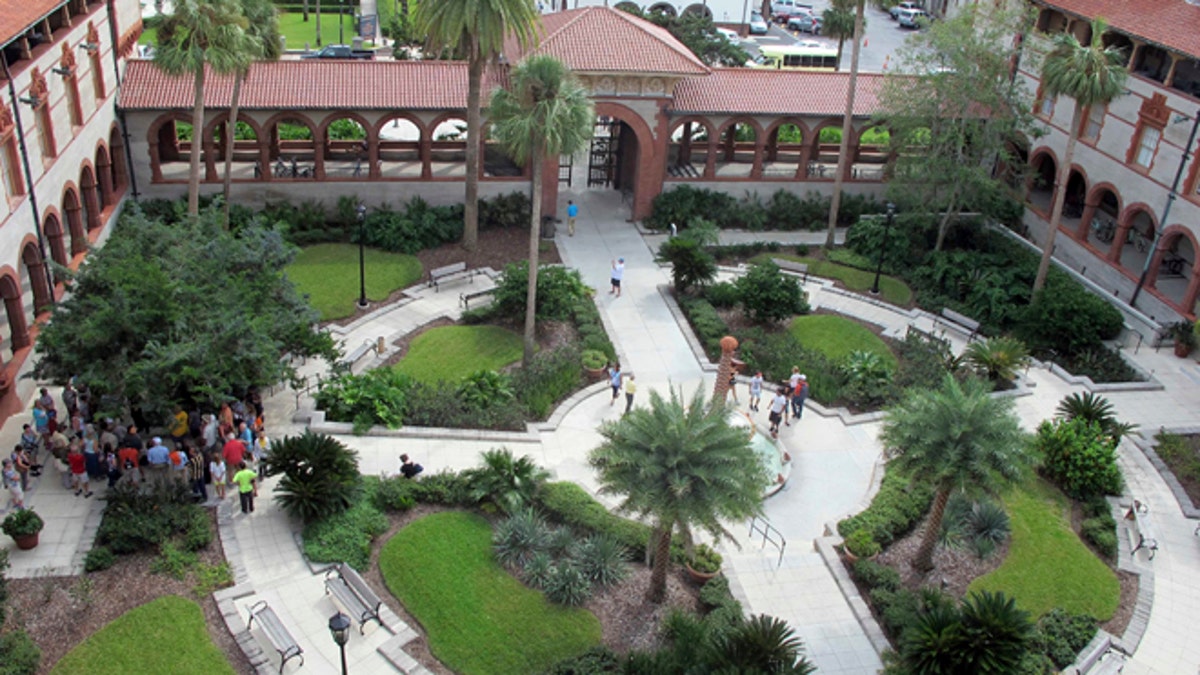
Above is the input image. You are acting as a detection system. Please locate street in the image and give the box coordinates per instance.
[734,2,916,73]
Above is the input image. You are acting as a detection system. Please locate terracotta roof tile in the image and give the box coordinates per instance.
[507,6,709,76]
[671,68,885,117]
[119,59,507,111]
[1,0,66,48]
[1038,0,1200,57]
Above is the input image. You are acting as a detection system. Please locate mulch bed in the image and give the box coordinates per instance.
[2,509,254,675]
[1153,433,1200,509]
[327,228,561,327]
[359,505,701,674]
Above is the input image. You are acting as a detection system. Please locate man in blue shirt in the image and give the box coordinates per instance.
[566,200,579,236]
[146,437,170,489]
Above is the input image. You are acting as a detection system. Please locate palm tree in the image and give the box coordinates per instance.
[880,374,1027,573]
[415,0,541,252]
[489,55,593,365]
[221,0,279,227]
[463,447,549,513]
[1031,18,1127,293]
[155,0,253,216]
[823,0,865,249]
[588,386,766,603]
[709,614,817,674]
[822,0,859,72]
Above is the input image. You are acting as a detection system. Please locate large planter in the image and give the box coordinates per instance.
[584,366,607,381]
[685,563,720,584]
[1174,341,1193,358]
[12,532,38,550]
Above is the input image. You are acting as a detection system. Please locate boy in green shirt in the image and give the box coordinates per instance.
[233,461,258,514]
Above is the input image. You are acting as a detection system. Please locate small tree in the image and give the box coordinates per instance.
[1035,418,1123,500]
[264,432,360,522]
[656,238,717,294]
[734,261,808,324]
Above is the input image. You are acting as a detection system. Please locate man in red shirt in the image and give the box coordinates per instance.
[117,444,141,485]
[68,442,91,497]
[222,433,245,486]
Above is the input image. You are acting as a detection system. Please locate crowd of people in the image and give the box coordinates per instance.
[4,384,266,515]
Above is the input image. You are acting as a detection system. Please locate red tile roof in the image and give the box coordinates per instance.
[1,0,65,48]
[507,6,709,76]
[119,59,508,111]
[1038,0,1200,57]
[672,68,886,117]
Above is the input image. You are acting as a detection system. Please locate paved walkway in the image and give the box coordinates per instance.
[3,189,1200,674]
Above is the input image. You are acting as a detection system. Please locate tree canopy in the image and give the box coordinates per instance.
[33,204,334,422]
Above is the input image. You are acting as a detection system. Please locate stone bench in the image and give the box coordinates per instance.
[935,307,981,341]
[1125,498,1158,561]
[460,287,495,310]
[247,600,304,674]
[428,261,480,291]
[771,258,809,283]
[1073,633,1127,674]
[324,563,383,634]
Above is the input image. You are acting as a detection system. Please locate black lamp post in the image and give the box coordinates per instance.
[870,202,896,295]
[328,612,350,675]
[339,0,346,44]
[356,203,368,309]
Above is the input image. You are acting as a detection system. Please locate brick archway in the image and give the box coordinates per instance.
[594,101,660,219]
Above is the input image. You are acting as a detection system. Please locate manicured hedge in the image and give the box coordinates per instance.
[837,467,934,546]
[537,482,685,562]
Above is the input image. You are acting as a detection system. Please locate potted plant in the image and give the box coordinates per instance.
[1169,320,1196,358]
[842,529,881,562]
[581,349,608,380]
[2,509,45,550]
[685,543,723,583]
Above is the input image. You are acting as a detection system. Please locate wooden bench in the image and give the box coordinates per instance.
[247,600,304,674]
[935,307,982,341]
[460,287,495,309]
[324,563,383,633]
[335,340,377,374]
[1074,634,1127,674]
[428,261,479,291]
[771,258,809,283]
[1125,499,1158,560]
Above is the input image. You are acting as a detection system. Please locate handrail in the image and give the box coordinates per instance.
[748,514,787,568]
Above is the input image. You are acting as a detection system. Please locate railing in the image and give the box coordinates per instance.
[748,515,787,568]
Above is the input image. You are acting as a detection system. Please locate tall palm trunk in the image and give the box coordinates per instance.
[647,524,671,603]
[221,71,244,229]
[303,0,309,21]
[835,38,845,72]
[524,136,545,366]
[464,51,483,252]
[824,0,864,249]
[187,68,207,216]
[316,0,322,46]
[1032,101,1083,293]
[913,487,950,573]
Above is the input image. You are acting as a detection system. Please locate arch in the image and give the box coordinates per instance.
[808,118,845,179]
[763,117,810,179]
[262,112,319,180]
[681,3,712,18]
[480,120,524,179]
[647,2,677,17]
[0,271,30,355]
[146,112,195,182]
[1027,147,1058,212]
[852,125,891,181]
[79,163,102,232]
[108,124,128,192]
[317,111,374,180]
[1079,181,1121,249]
[592,101,658,219]
[667,115,717,178]
[377,113,427,180]
[713,117,764,179]
[41,209,69,280]
[94,142,114,209]
[62,184,87,255]
[1147,224,1199,310]
[202,111,267,182]
[20,241,52,314]
[1061,166,1087,219]
[1113,204,1158,274]
[426,112,470,179]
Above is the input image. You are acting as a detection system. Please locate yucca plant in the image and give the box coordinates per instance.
[264,432,360,522]
[492,507,550,568]
[1055,391,1138,440]
[464,448,550,514]
[708,614,817,674]
[964,336,1031,383]
[575,533,630,588]
[520,551,554,589]
[544,562,592,606]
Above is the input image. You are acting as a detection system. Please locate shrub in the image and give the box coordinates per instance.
[837,467,934,546]
[358,197,463,254]
[843,529,881,558]
[464,448,550,513]
[1059,347,1142,384]
[544,562,593,606]
[739,331,847,406]
[493,508,551,568]
[703,281,740,309]
[0,630,40,675]
[734,261,809,324]
[964,336,1031,383]
[265,432,361,523]
[963,499,1012,559]
[492,262,591,321]
[315,369,413,432]
[538,481,678,561]
[1033,608,1098,668]
[1015,276,1123,357]
[457,370,515,409]
[705,241,783,262]
[581,349,608,370]
[409,470,474,506]
[84,546,116,573]
[1056,392,1137,440]
[841,350,894,409]
[699,575,742,612]
[646,185,738,231]
[687,543,723,573]
[479,191,531,230]
[512,344,585,419]
[151,540,199,580]
[403,379,526,431]
[521,551,555,589]
[1036,418,1123,501]
[373,474,419,512]
[851,559,901,592]
[301,482,389,571]
[543,646,621,675]
[656,237,717,293]
[97,482,208,555]
[1080,516,1117,559]
[574,534,630,587]
[677,295,730,359]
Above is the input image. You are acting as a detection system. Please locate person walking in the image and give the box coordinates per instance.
[608,363,622,407]
[610,258,625,298]
[768,386,789,439]
[623,374,637,414]
[749,371,764,412]
[566,200,579,236]
[726,371,739,404]
[791,374,809,421]
[3,459,24,511]
[232,461,258,514]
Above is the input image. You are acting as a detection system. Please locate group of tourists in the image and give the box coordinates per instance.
[741,366,809,439]
[4,384,265,515]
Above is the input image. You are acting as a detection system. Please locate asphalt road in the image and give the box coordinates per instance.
[736,2,919,73]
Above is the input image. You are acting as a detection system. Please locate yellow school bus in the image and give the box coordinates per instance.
[752,44,839,71]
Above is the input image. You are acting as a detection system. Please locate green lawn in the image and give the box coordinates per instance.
[380,512,601,675]
[753,253,913,306]
[789,314,897,367]
[393,325,523,383]
[286,243,422,320]
[51,596,234,674]
[969,480,1120,620]
[139,27,156,45]
[277,11,369,50]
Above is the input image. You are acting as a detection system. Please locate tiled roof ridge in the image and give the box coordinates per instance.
[534,5,708,75]
[601,6,709,73]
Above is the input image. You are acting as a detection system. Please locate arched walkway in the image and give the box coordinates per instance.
[63,186,87,256]
[0,272,30,358]
[20,242,52,315]
[1146,225,1200,312]
[41,211,69,282]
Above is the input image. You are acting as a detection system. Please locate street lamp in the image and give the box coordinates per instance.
[328,612,351,675]
[870,202,896,295]
[356,203,368,309]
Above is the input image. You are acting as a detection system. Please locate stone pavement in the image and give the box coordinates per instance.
[3,188,1200,674]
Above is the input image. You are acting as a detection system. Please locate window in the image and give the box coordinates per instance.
[1,135,21,198]
[1037,92,1055,118]
[1081,104,1105,141]
[65,76,82,127]
[1134,127,1160,168]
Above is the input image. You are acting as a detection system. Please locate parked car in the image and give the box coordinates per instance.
[771,0,812,23]
[896,8,926,28]
[749,11,770,35]
[889,1,921,19]
[787,13,822,34]
[300,44,375,60]
[716,27,740,43]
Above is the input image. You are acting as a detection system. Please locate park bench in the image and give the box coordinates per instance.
[246,600,305,674]
[935,307,981,341]
[460,287,495,310]
[771,258,809,283]
[324,563,383,633]
[1074,634,1127,674]
[1125,499,1158,560]
[428,261,480,291]
[336,339,378,374]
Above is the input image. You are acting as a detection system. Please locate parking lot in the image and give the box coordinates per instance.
[734,1,916,73]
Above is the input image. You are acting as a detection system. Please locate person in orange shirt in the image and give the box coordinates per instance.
[117,444,141,485]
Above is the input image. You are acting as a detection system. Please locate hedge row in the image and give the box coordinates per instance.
[836,467,934,547]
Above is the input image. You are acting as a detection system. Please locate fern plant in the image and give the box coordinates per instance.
[1055,391,1137,440]
[964,336,1031,383]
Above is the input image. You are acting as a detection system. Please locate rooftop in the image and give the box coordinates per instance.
[1039,0,1200,57]
[672,68,886,117]
[0,0,65,48]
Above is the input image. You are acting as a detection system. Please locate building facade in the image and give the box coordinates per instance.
[0,0,139,422]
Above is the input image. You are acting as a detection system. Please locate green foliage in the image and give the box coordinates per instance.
[1058,347,1142,384]
[702,281,740,309]
[1080,515,1117,559]
[373,474,419,512]
[841,350,895,409]
[643,11,750,67]
[402,379,527,431]
[844,529,882,558]
[838,466,935,546]
[1154,432,1200,498]
[899,591,1033,675]
[265,432,361,522]
[656,238,717,293]
[851,559,901,592]
[285,244,423,320]
[845,213,911,270]
[408,470,474,507]
[964,336,1031,383]
[492,262,592,321]
[687,542,723,574]
[151,540,200,580]
[1035,418,1123,501]
[677,295,730,360]
[575,534,630,587]
[581,349,607,370]
[753,253,914,306]
[327,118,366,140]
[316,369,413,432]
[301,480,388,571]
[544,562,593,606]
[1015,280,1124,357]
[541,646,621,675]
[356,197,464,254]
[478,191,532,230]
[493,507,552,568]
[739,330,847,406]
[1032,608,1098,668]
[457,370,514,408]
[32,203,333,418]
[1041,18,1129,107]
[649,186,888,232]
[464,448,550,514]
[0,630,40,675]
[97,483,211,554]
[1056,392,1137,440]
[707,614,817,674]
[943,496,1012,559]
[192,560,234,598]
[1,509,43,537]
[395,326,523,384]
[538,482,658,560]
[734,261,809,324]
[84,546,116,573]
